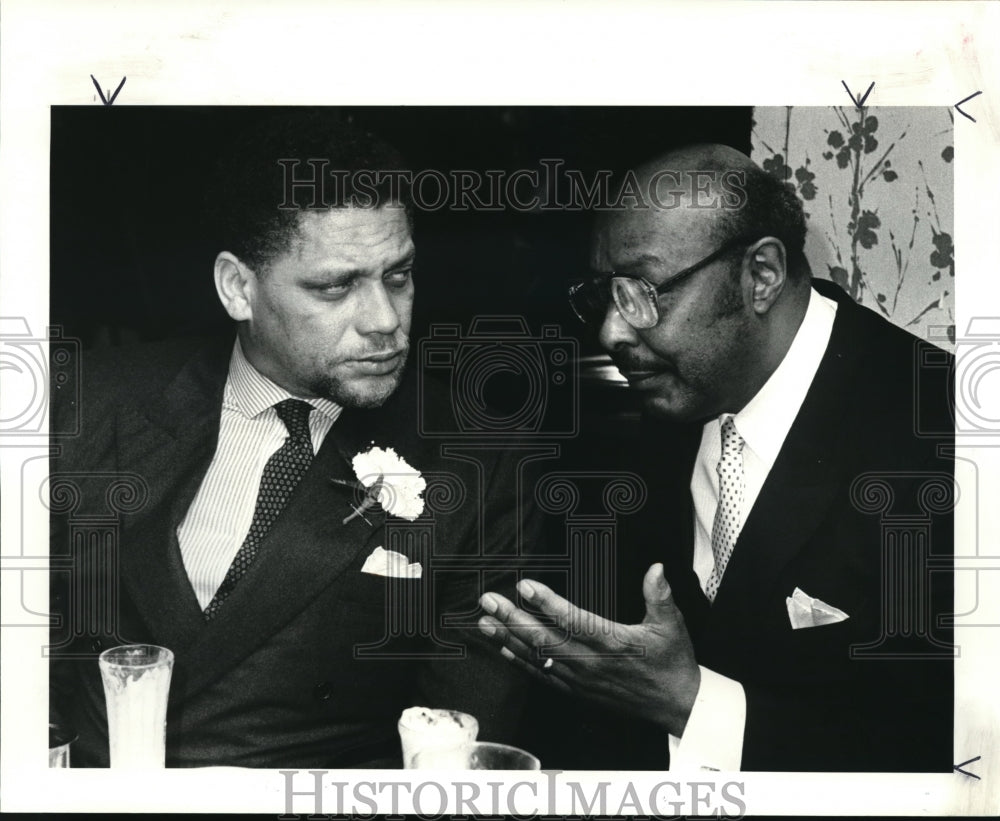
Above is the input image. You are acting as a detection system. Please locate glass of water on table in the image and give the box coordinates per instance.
[98,644,174,768]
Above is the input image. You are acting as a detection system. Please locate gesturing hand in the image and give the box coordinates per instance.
[478,563,700,736]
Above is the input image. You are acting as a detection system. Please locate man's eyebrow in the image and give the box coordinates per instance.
[300,267,360,283]
[612,252,665,272]
[385,250,416,270]
[301,251,416,282]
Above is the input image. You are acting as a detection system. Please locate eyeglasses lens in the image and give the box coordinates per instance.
[571,279,609,324]
[611,278,656,329]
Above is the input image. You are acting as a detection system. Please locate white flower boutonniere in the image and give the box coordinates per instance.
[340,445,426,525]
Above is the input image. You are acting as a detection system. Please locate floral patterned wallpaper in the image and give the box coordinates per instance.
[751,107,954,348]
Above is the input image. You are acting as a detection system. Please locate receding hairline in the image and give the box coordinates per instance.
[591,143,766,241]
[634,143,759,183]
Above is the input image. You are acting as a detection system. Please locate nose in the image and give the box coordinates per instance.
[597,299,637,353]
[357,280,403,336]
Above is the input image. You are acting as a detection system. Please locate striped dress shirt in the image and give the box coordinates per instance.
[177,340,343,609]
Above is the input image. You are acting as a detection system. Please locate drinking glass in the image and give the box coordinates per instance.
[412,741,540,770]
[397,707,478,769]
[48,723,77,768]
[98,644,174,768]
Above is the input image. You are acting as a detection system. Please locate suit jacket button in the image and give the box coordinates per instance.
[91,639,104,652]
[314,682,335,701]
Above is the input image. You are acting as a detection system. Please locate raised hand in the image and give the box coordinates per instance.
[478,563,701,736]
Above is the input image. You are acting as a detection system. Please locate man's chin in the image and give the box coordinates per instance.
[638,386,706,424]
[314,371,405,409]
[620,370,690,421]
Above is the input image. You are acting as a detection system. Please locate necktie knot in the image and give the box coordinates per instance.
[275,399,314,454]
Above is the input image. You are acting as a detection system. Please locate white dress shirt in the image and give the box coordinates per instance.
[177,340,343,609]
[668,286,837,771]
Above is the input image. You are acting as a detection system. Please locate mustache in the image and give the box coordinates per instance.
[610,350,673,373]
[346,338,410,360]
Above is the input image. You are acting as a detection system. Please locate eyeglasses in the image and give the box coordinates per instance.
[568,235,757,329]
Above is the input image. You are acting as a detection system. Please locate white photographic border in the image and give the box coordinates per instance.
[1,0,998,815]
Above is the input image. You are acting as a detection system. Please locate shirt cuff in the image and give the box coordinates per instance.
[667,666,746,771]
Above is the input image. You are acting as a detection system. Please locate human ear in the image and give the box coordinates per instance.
[747,238,787,315]
[214,252,255,322]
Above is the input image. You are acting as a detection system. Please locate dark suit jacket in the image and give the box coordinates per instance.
[533,278,954,772]
[49,337,540,768]
[617,278,955,771]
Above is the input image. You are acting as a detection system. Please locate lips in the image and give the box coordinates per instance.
[358,350,403,363]
[349,350,405,375]
[617,356,686,391]
[620,370,661,386]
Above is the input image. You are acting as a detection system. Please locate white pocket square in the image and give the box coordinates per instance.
[785,587,849,629]
[361,546,422,579]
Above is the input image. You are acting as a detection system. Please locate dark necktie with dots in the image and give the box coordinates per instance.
[203,399,314,621]
[706,415,745,603]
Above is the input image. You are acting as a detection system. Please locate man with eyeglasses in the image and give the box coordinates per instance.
[478,144,954,772]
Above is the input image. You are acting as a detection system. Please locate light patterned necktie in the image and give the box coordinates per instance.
[706,415,745,602]
[203,399,314,621]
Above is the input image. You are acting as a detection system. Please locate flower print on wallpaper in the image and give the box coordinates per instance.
[751,107,954,348]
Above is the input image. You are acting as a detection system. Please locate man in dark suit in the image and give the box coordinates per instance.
[478,144,954,772]
[49,116,537,767]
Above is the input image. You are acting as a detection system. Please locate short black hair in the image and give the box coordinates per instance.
[714,164,811,280]
[205,110,412,273]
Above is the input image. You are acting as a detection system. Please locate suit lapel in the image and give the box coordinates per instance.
[118,342,229,653]
[646,423,708,627]
[170,399,398,702]
[709,285,870,616]
[111,340,422,701]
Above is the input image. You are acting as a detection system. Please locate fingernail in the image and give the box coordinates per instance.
[480,594,498,614]
[500,647,515,661]
[518,580,536,600]
[478,616,496,636]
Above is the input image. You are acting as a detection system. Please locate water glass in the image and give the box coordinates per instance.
[98,644,174,768]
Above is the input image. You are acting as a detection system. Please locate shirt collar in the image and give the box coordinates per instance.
[725,285,837,470]
[224,338,343,423]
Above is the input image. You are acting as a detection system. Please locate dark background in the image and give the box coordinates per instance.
[50,106,751,349]
[50,105,751,444]
[50,106,752,768]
